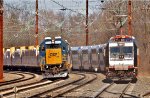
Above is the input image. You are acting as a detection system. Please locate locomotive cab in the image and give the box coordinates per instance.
[39,36,72,78]
[105,35,138,80]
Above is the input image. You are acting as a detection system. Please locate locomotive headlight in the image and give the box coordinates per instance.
[45,65,49,69]
[59,64,62,68]
[128,54,132,58]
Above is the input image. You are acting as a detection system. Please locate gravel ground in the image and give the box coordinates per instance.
[43,73,97,97]
[63,73,150,98]
[100,82,131,98]
[63,73,109,97]
[131,76,150,98]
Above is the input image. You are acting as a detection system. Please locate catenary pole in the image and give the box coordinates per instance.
[35,0,38,46]
[128,0,132,35]
[86,0,88,46]
[0,0,3,81]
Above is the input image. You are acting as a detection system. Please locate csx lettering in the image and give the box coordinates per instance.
[50,53,57,56]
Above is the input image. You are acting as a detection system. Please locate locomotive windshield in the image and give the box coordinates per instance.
[110,47,133,54]
[122,47,132,54]
[46,44,60,48]
[110,47,120,54]
[110,46,133,59]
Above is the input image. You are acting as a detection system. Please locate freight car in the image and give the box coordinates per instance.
[39,36,72,78]
[4,46,40,71]
[3,42,105,75]
[104,35,139,80]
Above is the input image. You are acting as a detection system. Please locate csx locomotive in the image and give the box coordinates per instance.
[104,35,139,80]
[39,36,72,78]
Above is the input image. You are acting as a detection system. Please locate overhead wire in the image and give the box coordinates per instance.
[50,0,85,17]
[4,0,108,44]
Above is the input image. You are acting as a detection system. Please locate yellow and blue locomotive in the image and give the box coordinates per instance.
[39,36,72,78]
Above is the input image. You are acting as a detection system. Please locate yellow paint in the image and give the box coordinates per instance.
[36,45,39,51]
[10,47,15,55]
[28,46,35,50]
[20,46,26,57]
[46,48,62,65]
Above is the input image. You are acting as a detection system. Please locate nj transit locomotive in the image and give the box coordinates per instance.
[39,36,72,78]
[104,35,139,80]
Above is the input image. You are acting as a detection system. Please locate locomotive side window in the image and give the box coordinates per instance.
[42,46,45,51]
[63,47,65,50]
[39,45,45,51]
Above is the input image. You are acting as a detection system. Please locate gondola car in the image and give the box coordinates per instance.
[104,35,139,80]
[39,36,72,78]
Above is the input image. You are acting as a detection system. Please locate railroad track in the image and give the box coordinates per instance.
[0,71,38,93]
[0,78,49,95]
[1,79,59,97]
[0,71,36,87]
[62,72,105,98]
[2,72,139,98]
[143,91,150,97]
[36,73,97,98]
[94,81,133,98]
[119,82,131,98]
[0,72,25,86]
[2,73,84,98]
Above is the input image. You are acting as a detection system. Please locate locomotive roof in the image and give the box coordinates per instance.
[70,44,105,51]
[40,36,69,46]
[106,35,138,47]
[54,36,69,45]
[110,35,135,39]
[109,35,136,43]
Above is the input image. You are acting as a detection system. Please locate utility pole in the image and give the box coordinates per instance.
[35,0,38,46]
[128,0,132,36]
[86,0,88,46]
[0,0,3,81]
